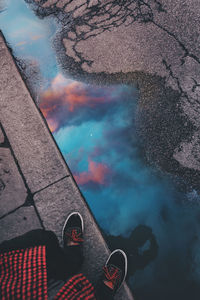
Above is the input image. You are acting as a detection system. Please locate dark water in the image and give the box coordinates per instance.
[1,1,200,299]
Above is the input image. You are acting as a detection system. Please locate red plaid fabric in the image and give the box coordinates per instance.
[54,273,96,300]
[0,246,96,300]
[0,246,48,300]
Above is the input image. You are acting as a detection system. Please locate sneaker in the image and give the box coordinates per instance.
[102,249,127,293]
[62,212,84,248]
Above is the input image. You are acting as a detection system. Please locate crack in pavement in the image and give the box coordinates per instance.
[33,174,70,195]
[0,123,45,228]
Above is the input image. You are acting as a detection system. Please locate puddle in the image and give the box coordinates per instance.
[1,1,200,299]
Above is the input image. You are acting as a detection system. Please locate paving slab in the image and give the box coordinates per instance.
[0,147,27,217]
[0,206,42,243]
[0,127,4,144]
[0,33,69,193]
[34,176,133,300]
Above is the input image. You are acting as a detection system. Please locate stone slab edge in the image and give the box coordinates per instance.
[0,31,69,193]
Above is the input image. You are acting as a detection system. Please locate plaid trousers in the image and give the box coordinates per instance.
[0,230,96,300]
[0,246,96,300]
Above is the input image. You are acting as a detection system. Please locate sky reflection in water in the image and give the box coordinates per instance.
[39,73,174,237]
[1,0,200,299]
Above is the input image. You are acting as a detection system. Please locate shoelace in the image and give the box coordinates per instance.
[66,229,84,243]
[103,266,120,288]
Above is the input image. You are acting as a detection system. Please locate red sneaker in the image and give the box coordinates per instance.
[62,212,84,248]
[102,249,127,294]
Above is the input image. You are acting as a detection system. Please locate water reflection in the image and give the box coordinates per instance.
[0,0,58,81]
[105,225,158,276]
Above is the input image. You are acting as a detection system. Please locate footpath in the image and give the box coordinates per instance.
[0,32,133,300]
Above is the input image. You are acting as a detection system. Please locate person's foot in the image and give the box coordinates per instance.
[102,249,127,294]
[62,212,84,248]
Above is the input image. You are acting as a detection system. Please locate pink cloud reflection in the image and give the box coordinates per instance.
[74,159,111,186]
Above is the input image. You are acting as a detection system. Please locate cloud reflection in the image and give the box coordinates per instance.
[39,74,130,132]
[74,159,111,186]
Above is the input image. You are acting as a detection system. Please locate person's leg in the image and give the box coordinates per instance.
[95,249,128,300]
[62,212,84,275]
[0,229,78,281]
[54,273,96,300]
[53,212,90,299]
[60,213,128,299]
[0,229,57,252]
[95,283,114,300]
[53,248,127,300]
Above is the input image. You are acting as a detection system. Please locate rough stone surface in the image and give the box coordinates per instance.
[0,33,69,193]
[0,147,27,217]
[27,0,200,98]
[0,127,4,144]
[173,131,200,171]
[26,0,200,191]
[34,176,133,300]
[0,206,42,244]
